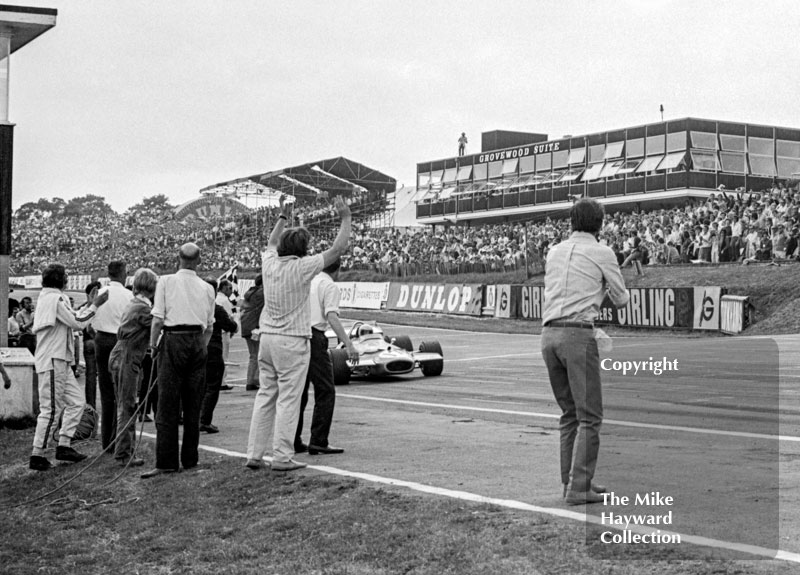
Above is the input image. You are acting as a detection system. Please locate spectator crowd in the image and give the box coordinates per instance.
[11,183,799,279]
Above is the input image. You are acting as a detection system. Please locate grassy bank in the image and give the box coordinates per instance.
[1,428,791,575]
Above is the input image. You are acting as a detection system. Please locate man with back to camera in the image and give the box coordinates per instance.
[541,198,629,505]
[245,194,351,472]
[91,260,130,453]
[142,243,215,479]
[294,258,359,455]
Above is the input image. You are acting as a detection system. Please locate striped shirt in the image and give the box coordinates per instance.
[260,247,324,338]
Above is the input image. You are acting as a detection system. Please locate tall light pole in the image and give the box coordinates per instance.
[0,5,57,347]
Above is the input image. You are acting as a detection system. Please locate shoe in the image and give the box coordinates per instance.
[200,424,219,434]
[55,446,88,463]
[29,456,52,471]
[565,489,605,506]
[294,441,308,454]
[563,482,607,498]
[143,414,153,422]
[140,468,179,479]
[271,459,307,471]
[245,458,267,470]
[308,444,344,455]
[118,457,145,467]
[245,384,260,391]
[219,385,234,391]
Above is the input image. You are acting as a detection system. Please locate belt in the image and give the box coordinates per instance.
[164,325,203,333]
[543,320,594,329]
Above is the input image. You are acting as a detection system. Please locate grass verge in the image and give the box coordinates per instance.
[1,428,793,575]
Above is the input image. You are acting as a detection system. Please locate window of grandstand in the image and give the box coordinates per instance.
[749,154,776,176]
[518,154,535,174]
[417,172,430,188]
[431,170,444,184]
[658,151,687,172]
[778,157,800,178]
[599,159,625,178]
[456,165,473,181]
[582,162,605,181]
[567,147,586,164]
[636,154,664,173]
[777,139,800,158]
[440,185,458,199]
[666,131,687,152]
[552,149,569,169]
[473,163,488,180]
[720,134,746,152]
[646,134,665,155]
[604,141,624,160]
[691,150,720,171]
[617,159,641,174]
[443,167,458,183]
[626,137,644,158]
[777,140,800,177]
[588,144,605,163]
[690,131,718,149]
[560,166,584,182]
[502,158,518,176]
[537,153,552,172]
[488,160,503,179]
[748,136,773,156]
[541,170,565,184]
[720,151,747,173]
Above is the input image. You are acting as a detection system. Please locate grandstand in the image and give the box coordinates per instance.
[415,118,800,225]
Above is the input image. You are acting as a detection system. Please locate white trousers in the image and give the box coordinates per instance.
[246,334,310,463]
[32,359,84,455]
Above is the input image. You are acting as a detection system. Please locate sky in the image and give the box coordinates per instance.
[6,0,800,213]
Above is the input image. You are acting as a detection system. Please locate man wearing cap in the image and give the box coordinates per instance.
[142,243,215,479]
[541,198,629,506]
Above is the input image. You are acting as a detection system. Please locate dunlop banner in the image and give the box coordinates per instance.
[386,283,484,316]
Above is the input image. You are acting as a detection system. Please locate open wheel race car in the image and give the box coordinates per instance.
[327,321,444,385]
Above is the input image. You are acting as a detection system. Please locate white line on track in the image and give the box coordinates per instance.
[337,394,800,443]
[138,431,800,564]
[448,353,538,362]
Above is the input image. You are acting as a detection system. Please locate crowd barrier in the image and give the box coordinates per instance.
[335,281,734,332]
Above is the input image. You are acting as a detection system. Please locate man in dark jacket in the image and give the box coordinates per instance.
[200,278,238,433]
[239,274,263,391]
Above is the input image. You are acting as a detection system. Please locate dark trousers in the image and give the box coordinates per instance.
[155,331,207,470]
[200,352,225,426]
[138,354,157,418]
[295,329,336,447]
[94,331,118,451]
[541,327,603,492]
[245,337,260,387]
[83,339,97,408]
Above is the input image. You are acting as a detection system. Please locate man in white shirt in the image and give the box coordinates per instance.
[294,259,358,455]
[142,243,215,478]
[91,260,130,453]
[215,279,235,391]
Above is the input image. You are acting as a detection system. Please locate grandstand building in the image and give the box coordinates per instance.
[200,156,398,228]
[415,118,800,225]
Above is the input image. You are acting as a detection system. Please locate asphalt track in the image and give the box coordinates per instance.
[138,323,800,565]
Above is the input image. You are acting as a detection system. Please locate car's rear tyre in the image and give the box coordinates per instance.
[330,348,351,385]
[419,341,444,377]
[391,335,414,352]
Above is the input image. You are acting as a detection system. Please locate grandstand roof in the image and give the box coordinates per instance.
[200,157,396,201]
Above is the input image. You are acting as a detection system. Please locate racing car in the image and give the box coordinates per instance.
[327,321,443,385]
